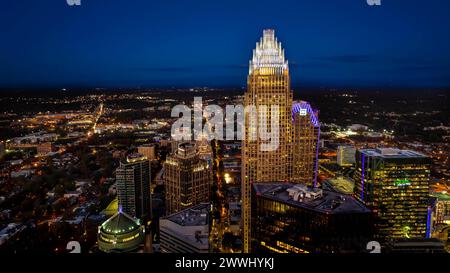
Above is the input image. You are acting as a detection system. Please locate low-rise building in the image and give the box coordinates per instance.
[159,203,210,253]
[97,210,145,253]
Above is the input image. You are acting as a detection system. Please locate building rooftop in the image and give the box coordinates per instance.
[360,148,428,159]
[100,210,142,235]
[139,143,156,148]
[323,176,355,195]
[387,238,446,253]
[164,203,209,226]
[176,142,197,159]
[160,203,210,249]
[253,183,370,214]
[126,153,148,163]
[292,100,320,127]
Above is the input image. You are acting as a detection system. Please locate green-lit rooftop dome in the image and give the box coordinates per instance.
[100,211,140,234]
[98,210,144,253]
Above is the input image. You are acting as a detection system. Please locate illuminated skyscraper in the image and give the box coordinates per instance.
[241,30,320,252]
[354,148,432,241]
[242,29,292,252]
[164,143,211,215]
[292,101,320,186]
[116,153,152,223]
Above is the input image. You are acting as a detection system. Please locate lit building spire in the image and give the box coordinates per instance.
[249,29,288,75]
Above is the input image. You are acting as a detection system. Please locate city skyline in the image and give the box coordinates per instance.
[0,0,449,259]
[1,0,450,89]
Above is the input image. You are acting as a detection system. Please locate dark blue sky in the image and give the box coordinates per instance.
[1,0,450,88]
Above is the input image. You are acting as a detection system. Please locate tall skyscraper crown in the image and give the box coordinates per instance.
[249,29,288,75]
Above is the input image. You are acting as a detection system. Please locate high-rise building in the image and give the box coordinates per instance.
[242,29,292,184]
[337,145,356,166]
[138,144,157,161]
[116,153,152,223]
[164,143,211,215]
[251,183,373,253]
[241,29,320,252]
[292,101,320,186]
[242,29,292,253]
[159,203,210,253]
[354,148,432,241]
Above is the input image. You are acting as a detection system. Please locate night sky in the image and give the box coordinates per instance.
[1,0,450,89]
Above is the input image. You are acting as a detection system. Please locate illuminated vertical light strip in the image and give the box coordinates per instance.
[426,206,432,238]
[314,127,320,188]
[361,153,365,201]
[292,103,299,120]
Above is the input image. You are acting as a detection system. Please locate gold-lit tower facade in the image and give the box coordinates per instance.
[292,101,320,186]
[242,29,293,252]
[164,143,211,215]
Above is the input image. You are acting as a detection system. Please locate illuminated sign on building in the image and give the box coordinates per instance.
[394,179,411,187]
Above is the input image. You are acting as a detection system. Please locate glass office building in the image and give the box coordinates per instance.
[354,148,432,241]
[251,183,373,253]
[116,153,152,223]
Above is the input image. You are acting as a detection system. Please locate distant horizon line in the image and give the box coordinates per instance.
[1,85,449,92]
